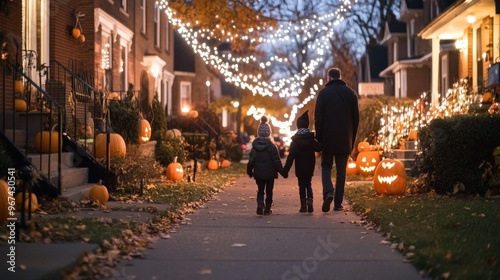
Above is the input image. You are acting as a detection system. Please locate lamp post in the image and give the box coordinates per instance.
[189,110,199,182]
[206,80,211,104]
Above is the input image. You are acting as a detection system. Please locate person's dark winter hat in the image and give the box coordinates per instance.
[297,110,309,129]
[258,116,272,138]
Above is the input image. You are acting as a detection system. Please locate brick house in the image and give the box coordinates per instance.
[419,0,499,105]
[379,1,432,100]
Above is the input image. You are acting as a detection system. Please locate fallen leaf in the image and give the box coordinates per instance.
[75,224,86,230]
[160,234,171,239]
[380,240,391,245]
[199,268,212,275]
[231,243,247,247]
[442,272,450,279]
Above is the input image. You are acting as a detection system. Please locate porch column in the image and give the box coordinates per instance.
[431,37,440,106]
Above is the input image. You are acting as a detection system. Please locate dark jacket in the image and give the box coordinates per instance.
[247,137,284,179]
[314,79,359,154]
[283,132,322,178]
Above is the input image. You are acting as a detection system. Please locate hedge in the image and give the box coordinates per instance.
[418,114,500,194]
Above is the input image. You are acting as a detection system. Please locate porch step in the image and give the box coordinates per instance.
[28,152,75,174]
[60,183,94,202]
[49,167,89,190]
[393,149,417,160]
[4,129,27,146]
[404,140,418,150]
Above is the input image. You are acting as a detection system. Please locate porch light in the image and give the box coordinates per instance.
[181,105,191,114]
[466,14,476,24]
[455,39,467,51]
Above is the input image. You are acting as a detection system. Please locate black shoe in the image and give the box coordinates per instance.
[322,195,333,212]
[256,203,264,215]
[307,198,313,213]
[334,204,343,211]
[299,199,307,212]
[264,202,272,215]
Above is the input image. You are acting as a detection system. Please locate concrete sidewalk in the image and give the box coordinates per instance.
[0,164,423,280]
[111,167,423,280]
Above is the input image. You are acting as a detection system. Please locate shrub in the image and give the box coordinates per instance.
[155,137,188,166]
[109,145,164,193]
[108,84,140,144]
[149,93,167,141]
[417,114,500,194]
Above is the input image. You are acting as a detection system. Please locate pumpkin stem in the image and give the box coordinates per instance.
[174,156,178,163]
[98,179,102,184]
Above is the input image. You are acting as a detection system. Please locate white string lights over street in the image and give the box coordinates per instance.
[156,0,352,129]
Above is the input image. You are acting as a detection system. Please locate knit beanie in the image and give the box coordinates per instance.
[296,110,309,129]
[257,116,272,138]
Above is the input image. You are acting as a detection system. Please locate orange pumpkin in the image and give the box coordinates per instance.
[188,110,199,119]
[408,130,418,141]
[14,99,28,112]
[34,126,61,153]
[138,119,152,144]
[15,192,39,212]
[221,159,231,168]
[78,34,85,43]
[355,151,380,175]
[357,141,370,152]
[167,156,184,181]
[72,27,81,38]
[93,133,127,158]
[208,159,219,171]
[373,158,407,195]
[15,80,24,93]
[108,92,120,100]
[346,157,358,175]
[0,179,10,224]
[89,181,109,204]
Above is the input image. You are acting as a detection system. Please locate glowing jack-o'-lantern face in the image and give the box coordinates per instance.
[356,151,380,175]
[346,157,358,175]
[373,159,407,195]
[138,119,152,144]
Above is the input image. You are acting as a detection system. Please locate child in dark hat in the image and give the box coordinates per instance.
[247,116,287,215]
[283,110,322,213]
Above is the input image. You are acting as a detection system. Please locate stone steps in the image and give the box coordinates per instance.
[394,141,418,175]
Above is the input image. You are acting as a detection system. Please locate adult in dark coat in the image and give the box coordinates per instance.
[314,67,359,212]
[247,116,287,215]
[283,110,322,213]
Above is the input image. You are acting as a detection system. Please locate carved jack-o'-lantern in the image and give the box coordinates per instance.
[346,157,358,175]
[138,119,152,144]
[356,151,380,175]
[373,158,407,195]
[493,146,500,167]
[166,156,184,181]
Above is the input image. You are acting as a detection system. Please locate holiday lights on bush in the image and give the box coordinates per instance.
[378,80,477,151]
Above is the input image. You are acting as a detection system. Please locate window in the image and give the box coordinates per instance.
[393,41,398,63]
[180,82,192,113]
[140,0,146,34]
[120,44,127,91]
[408,20,415,57]
[154,3,160,47]
[101,34,112,91]
[441,54,449,98]
[165,20,170,52]
[120,0,127,13]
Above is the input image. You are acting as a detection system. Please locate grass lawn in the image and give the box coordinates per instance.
[345,183,500,280]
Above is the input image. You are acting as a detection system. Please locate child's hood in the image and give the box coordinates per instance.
[291,132,316,149]
[252,137,273,151]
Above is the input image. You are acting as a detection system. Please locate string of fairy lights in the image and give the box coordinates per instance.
[377,79,496,151]
[157,0,351,134]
